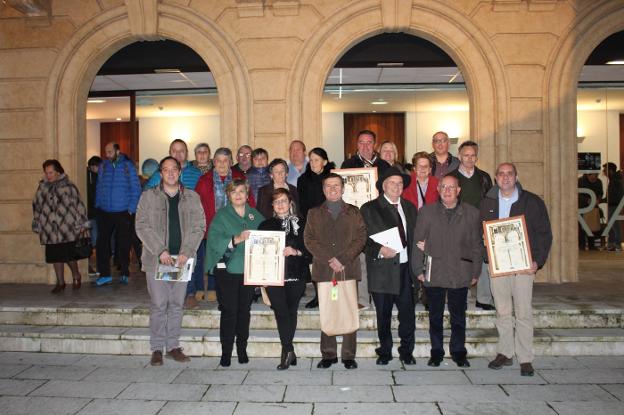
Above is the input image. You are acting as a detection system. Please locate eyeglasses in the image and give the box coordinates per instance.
[272,199,290,205]
[439,185,457,191]
[238,153,251,158]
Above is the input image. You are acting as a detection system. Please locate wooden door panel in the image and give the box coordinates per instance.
[100,121,139,164]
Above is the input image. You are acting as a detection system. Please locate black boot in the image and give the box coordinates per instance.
[220,345,232,367]
[277,350,295,370]
[237,345,249,364]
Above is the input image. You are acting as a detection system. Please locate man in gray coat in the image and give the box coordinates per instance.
[136,156,206,366]
[411,174,482,367]
[361,167,418,365]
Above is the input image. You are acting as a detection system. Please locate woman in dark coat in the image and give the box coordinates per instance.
[32,159,89,293]
[296,147,336,308]
[256,158,299,219]
[259,188,311,370]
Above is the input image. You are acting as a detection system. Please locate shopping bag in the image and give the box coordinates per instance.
[318,271,359,336]
[583,207,601,233]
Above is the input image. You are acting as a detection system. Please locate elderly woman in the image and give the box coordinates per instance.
[256,158,300,219]
[32,160,89,293]
[205,178,264,367]
[259,188,311,370]
[194,148,255,306]
[403,151,439,210]
[379,141,407,174]
[296,147,336,308]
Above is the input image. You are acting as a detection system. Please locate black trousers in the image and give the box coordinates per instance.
[425,286,468,359]
[96,211,131,276]
[215,269,255,354]
[265,279,306,353]
[371,263,416,358]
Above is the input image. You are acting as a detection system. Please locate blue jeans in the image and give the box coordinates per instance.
[608,206,621,247]
[186,239,206,297]
[425,286,468,360]
[89,219,98,247]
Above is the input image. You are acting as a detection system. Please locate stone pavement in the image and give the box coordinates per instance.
[1,352,624,415]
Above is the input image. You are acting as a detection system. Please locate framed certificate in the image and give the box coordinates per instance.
[244,230,286,286]
[331,167,379,208]
[483,215,533,277]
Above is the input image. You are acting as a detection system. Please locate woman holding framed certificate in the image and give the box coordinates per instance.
[258,188,311,370]
[205,178,264,367]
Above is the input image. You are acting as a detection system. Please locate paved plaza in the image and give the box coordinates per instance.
[1,351,624,414]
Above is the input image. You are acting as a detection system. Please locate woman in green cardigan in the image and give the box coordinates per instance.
[205,178,264,367]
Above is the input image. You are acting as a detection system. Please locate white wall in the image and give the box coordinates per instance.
[577,109,620,166]
[86,120,100,159]
[322,110,469,165]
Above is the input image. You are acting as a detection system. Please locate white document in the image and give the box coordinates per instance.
[370,227,404,253]
[155,256,194,282]
[424,255,432,282]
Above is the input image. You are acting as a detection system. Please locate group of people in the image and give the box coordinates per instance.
[32,129,553,376]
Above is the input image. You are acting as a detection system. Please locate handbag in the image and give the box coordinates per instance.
[582,207,601,233]
[318,270,359,336]
[74,231,92,260]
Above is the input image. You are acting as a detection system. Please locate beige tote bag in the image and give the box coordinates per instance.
[318,271,359,336]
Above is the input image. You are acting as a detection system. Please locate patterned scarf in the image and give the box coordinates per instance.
[279,214,300,236]
[213,169,232,210]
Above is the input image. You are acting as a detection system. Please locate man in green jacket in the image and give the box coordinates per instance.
[136,156,206,366]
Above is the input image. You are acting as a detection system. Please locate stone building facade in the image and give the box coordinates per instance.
[1,0,623,284]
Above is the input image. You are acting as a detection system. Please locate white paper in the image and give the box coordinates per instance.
[425,255,432,282]
[370,227,404,253]
[155,256,194,282]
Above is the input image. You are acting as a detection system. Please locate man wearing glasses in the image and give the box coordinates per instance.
[429,131,459,179]
[232,145,253,176]
[411,174,482,368]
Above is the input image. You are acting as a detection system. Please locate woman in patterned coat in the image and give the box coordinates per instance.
[32,160,89,293]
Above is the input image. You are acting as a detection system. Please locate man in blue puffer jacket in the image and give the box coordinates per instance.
[95,142,141,286]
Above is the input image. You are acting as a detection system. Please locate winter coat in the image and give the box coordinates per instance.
[135,186,206,276]
[86,169,98,219]
[95,154,141,214]
[360,196,418,295]
[296,162,335,220]
[304,201,367,282]
[258,216,312,282]
[402,174,439,209]
[32,175,88,245]
[480,183,552,269]
[411,201,482,289]
[341,153,391,176]
[144,161,202,191]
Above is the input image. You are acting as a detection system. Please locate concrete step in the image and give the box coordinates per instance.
[1,324,623,357]
[1,306,621,330]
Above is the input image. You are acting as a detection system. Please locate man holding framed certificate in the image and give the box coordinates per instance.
[480,163,552,377]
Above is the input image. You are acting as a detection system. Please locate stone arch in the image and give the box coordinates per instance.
[286,0,509,175]
[45,3,252,186]
[545,1,624,283]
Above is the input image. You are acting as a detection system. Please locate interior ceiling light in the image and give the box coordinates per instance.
[154,68,181,73]
[87,99,106,104]
[606,60,624,65]
[448,71,460,83]
[115,117,122,121]
[371,100,388,105]
[377,62,404,67]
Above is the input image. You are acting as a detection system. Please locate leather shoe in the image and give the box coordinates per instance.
[453,357,471,367]
[277,351,295,370]
[51,283,66,294]
[520,362,534,377]
[376,355,392,365]
[427,357,443,367]
[237,349,249,364]
[342,359,358,369]
[488,354,513,370]
[476,301,495,311]
[150,350,163,366]
[400,354,416,365]
[316,358,338,368]
[305,297,318,309]
[72,278,81,290]
[166,347,190,363]
[184,296,200,310]
[220,354,231,367]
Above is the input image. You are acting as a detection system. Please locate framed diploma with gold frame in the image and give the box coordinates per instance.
[244,230,286,286]
[483,215,533,277]
[331,167,379,208]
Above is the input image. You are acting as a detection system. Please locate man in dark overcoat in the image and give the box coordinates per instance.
[361,167,418,365]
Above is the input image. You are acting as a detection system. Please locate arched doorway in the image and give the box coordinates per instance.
[546,2,624,283]
[45,3,251,191]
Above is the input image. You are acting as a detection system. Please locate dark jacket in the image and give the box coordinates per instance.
[304,200,367,282]
[480,184,553,269]
[429,152,460,178]
[256,183,299,219]
[360,196,418,295]
[297,162,335,220]
[95,154,141,214]
[606,172,624,207]
[258,216,311,282]
[448,166,493,206]
[411,201,482,289]
[341,153,391,176]
[86,169,98,219]
[578,175,603,209]
[32,175,89,245]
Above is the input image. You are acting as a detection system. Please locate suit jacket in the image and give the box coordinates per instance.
[304,201,367,282]
[360,196,418,295]
[410,201,482,289]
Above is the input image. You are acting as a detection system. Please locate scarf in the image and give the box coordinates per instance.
[213,169,232,210]
[279,214,300,236]
[358,152,378,167]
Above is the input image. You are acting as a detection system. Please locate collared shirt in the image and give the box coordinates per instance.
[287,159,308,187]
[433,155,452,178]
[498,187,519,219]
[383,194,408,263]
